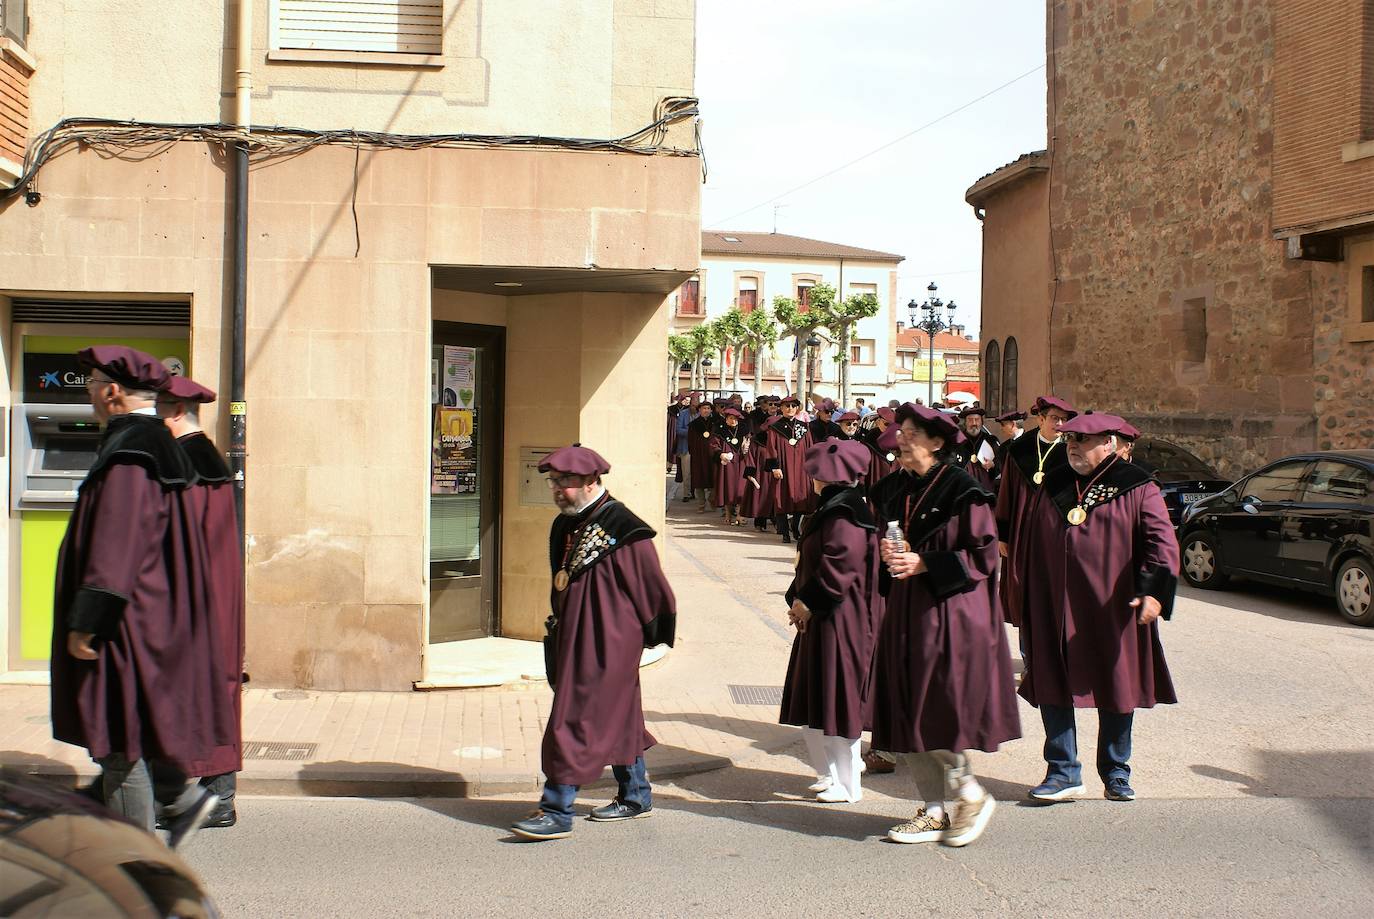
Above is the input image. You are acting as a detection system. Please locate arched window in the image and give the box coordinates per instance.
[1002,337,1019,415]
[985,340,1001,415]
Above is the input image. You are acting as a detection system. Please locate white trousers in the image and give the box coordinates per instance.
[801,727,862,800]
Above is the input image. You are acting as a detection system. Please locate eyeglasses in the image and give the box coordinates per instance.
[1066,433,1108,444]
[546,474,587,488]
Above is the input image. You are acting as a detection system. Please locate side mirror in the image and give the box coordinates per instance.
[1241,495,1261,515]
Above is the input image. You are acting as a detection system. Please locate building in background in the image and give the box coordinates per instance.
[0,1,701,689]
[892,326,981,406]
[971,1,1374,477]
[671,231,903,406]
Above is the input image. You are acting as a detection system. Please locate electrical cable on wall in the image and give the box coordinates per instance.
[0,96,704,202]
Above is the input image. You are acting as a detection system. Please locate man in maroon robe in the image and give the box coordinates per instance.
[995,395,1076,631]
[685,401,717,511]
[511,445,677,841]
[954,405,999,494]
[859,407,898,490]
[158,375,244,829]
[780,438,881,804]
[710,409,749,525]
[1019,412,1179,804]
[764,394,815,543]
[50,346,232,848]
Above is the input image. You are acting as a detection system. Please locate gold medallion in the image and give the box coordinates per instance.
[886,453,895,462]
[1033,471,1045,485]
[1067,506,1088,526]
[553,569,570,591]
[703,430,711,438]
[789,438,798,446]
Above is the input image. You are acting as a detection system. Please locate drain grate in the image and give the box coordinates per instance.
[728,685,784,706]
[242,741,318,761]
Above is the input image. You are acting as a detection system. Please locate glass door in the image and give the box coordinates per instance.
[429,323,503,642]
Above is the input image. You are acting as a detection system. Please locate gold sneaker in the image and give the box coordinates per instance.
[886,808,950,844]
[943,793,996,848]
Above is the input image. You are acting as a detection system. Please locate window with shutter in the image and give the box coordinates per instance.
[273,0,443,55]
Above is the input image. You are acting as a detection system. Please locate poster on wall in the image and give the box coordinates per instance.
[441,346,476,408]
[431,408,477,494]
[431,359,440,404]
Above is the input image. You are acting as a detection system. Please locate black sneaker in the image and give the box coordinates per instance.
[510,811,572,841]
[588,798,652,822]
[165,790,220,850]
[781,531,792,544]
[1103,777,1136,801]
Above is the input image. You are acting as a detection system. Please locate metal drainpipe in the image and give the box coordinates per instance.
[229,0,252,542]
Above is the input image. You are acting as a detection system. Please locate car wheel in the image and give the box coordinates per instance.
[1334,557,1374,627]
[1181,531,1228,589]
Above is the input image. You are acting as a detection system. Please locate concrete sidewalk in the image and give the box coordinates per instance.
[0,501,803,797]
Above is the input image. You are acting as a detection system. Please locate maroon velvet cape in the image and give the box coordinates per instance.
[686,416,716,488]
[710,428,749,506]
[958,430,1000,495]
[177,432,244,776]
[994,433,1069,627]
[868,464,1022,754]
[763,417,816,514]
[779,486,882,739]
[50,415,236,775]
[1018,458,1180,713]
[741,429,776,518]
[543,494,677,785]
[862,437,897,490]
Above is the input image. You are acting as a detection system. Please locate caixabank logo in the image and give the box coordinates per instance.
[25,353,90,403]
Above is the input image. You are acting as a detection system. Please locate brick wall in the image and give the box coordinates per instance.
[1273,0,1374,232]
[1047,0,1322,477]
[0,47,30,164]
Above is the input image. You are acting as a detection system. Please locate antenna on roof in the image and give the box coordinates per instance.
[772,204,789,235]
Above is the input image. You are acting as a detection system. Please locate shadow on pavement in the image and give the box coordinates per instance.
[1178,583,1368,632]
[1,752,82,789]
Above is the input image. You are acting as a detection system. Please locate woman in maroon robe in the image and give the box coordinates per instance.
[512,445,677,841]
[741,417,775,531]
[995,395,1075,629]
[710,409,749,525]
[779,439,881,803]
[685,402,717,511]
[868,403,1021,848]
[763,394,815,543]
[860,409,898,489]
[1018,412,1178,805]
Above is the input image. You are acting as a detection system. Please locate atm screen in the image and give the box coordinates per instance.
[41,436,100,472]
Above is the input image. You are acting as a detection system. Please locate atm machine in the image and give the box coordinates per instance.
[7,335,189,671]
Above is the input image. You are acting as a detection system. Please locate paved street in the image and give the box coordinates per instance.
[177,502,1374,917]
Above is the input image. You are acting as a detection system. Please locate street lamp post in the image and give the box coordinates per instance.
[907,282,957,406]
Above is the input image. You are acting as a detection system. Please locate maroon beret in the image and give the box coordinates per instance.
[164,375,217,403]
[876,407,896,424]
[958,405,987,419]
[836,411,860,422]
[804,437,870,482]
[895,402,962,442]
[720,407,744,419]
[876,425,900,453]
[1059,411,1132,438]
[77,345,171,392]
[995,410,1027,423]
[779,393,802,406]
[816,398,836,413]
[1118,421,1141,441]
[537,444,611,476]
[1031,395,1077,418]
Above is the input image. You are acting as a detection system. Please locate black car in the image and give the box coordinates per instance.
[1178,450,1374,626]
[0,772,219,917]
[1131,436,1233,527]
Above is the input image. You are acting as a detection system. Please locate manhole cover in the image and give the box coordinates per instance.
[727,685,784,706]
[273,690,310,701]
[242,741,318,761]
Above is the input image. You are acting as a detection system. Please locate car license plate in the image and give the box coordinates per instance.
[1181,493,1208,504]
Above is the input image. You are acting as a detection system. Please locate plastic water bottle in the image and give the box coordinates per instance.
[885,521,906,579]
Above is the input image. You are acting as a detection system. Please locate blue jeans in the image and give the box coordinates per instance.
[539,756,651,830]
[1039,705,1134,784]
[97,755,201,832]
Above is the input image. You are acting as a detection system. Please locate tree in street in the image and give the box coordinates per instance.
[827,290,880,407]
[713,308,749,391]
[668,333,693,398]
[739,306,780,398]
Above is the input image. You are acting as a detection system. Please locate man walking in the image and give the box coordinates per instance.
[1019,412,1179,803]
[512,445,677,841]
[157,374,244,829]
[50,347,232,848]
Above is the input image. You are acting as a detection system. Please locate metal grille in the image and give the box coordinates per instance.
[242,741,318,761]
[9,298,190,326]
[728,685,784,706]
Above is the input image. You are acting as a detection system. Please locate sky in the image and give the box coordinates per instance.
[694,0,1048,337]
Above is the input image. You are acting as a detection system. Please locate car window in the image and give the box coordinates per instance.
[1302,460,1373,504]
[1137,439,1218,479]
[1241,462,1308,503]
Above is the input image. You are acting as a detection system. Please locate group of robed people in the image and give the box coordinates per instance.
[526,390,1178,847]
[50,346,244,849]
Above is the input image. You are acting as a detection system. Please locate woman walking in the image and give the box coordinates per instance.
[868,403,1020,847]
[711,409,750,525]
[779,438,882,803]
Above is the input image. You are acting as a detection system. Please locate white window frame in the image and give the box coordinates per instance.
[269,0,445,63]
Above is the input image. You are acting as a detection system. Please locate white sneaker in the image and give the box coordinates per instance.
[807,776,833,793]
[816,785,860,804]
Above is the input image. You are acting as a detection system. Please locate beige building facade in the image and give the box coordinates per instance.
[0,1,701,689]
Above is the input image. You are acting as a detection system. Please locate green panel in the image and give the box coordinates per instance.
[23,334,189,367]
[20,511,70,662]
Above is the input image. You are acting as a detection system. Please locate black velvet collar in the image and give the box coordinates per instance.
[89,414,197,487]
[770,417,809,443]
[870,461,992,551]
[177,432,232,483]
[950,430,998,468]
[799,483,876,545]
[1042,455,1155,523]
[547,492,654,583]
[1007,430,1068,487]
